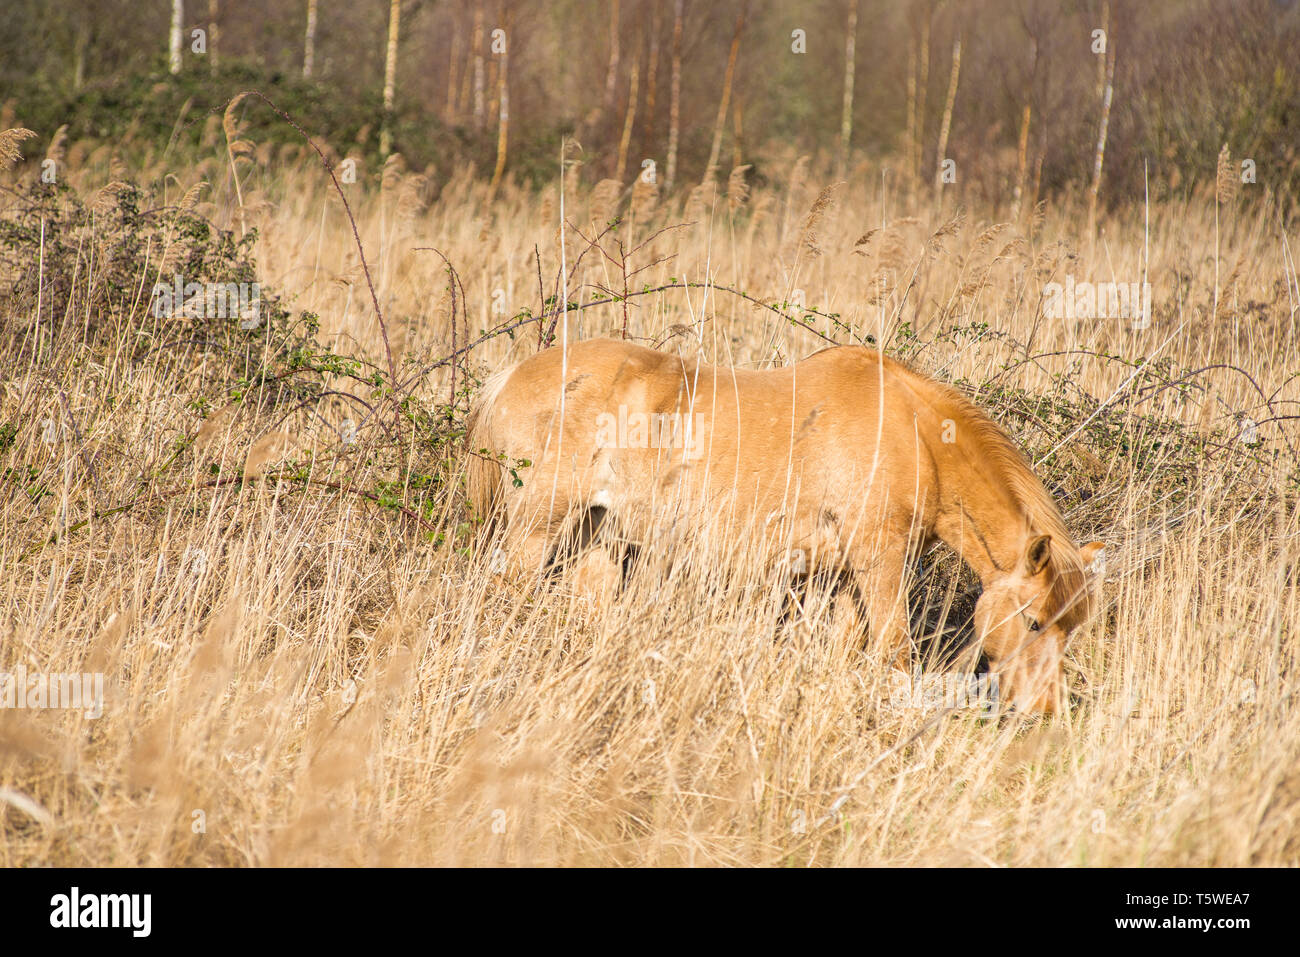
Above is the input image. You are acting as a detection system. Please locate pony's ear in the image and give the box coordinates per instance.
[1024,534,1053,576]
[1080,541,1107,575]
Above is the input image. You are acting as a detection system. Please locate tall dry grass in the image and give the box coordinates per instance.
[1,133,1297,865]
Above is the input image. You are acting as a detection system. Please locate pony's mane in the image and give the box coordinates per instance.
[888,357,1093,626]
[938,383,1073,544]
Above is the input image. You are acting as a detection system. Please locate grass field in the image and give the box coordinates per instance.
[1,125,1298,866]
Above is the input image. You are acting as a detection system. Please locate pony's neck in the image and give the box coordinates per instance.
[923,423,1041,585]
[886,359,1073,586]
[934,488,1028,587]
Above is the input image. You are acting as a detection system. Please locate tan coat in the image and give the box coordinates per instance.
[468,338,1103,712]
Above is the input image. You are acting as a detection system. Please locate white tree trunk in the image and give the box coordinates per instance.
[665,0,683,190]
[705,7,745,179]
[472,8,485,129]
[208,0,220,73]
[933,37,961,201]
[1088,46,1116,234]
[170,0,184,74]
[304,0,318,79]
[603,0,621,118]
[381,0,401,155]
[490,4,510,190]
[616,51,640,182]
[383,0,401,112]
[838,0,859,179]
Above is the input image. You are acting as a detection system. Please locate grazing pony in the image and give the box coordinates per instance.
[467,338,1104,713]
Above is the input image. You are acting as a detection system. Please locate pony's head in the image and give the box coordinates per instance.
[974,534,1105,713]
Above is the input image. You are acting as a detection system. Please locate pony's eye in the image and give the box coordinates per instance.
[1027,619,1041,632]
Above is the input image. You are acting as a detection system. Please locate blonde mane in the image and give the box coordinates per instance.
[892,359,1092,626]
[935,379,1073,542]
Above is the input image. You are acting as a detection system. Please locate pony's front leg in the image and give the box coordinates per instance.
[845,543,913,668]
[494,498,622,601]
[490,527,554,583]
[566,548,623,601]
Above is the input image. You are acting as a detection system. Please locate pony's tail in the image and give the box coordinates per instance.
[464,363,517,536]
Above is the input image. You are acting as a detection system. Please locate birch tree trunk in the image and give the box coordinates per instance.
[838,0,859,180]
[705,5,746,179]
[732,99,743,169]
[616,50,641,182]
[74,22,89,89]
[380,0,401,156]
[458,19,473,120]
[445,17,460,124]
[1096,0,1110,100]
[933,37,960,204]
[472,7,485,130]
[904,37,916,190]
[665,0,684,190]
[1087,42,1116,235]
[1029,127,1045,217]
[603,0,621,121]
[1010,35,1038,221]
[915,3,931,181]
[490,4,510,192]
[303,0,318,79]
[170,0,184,75]
[644,0,661,143]
[208,0,220,73]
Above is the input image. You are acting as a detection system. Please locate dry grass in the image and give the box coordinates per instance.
[1,139,1298,866]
